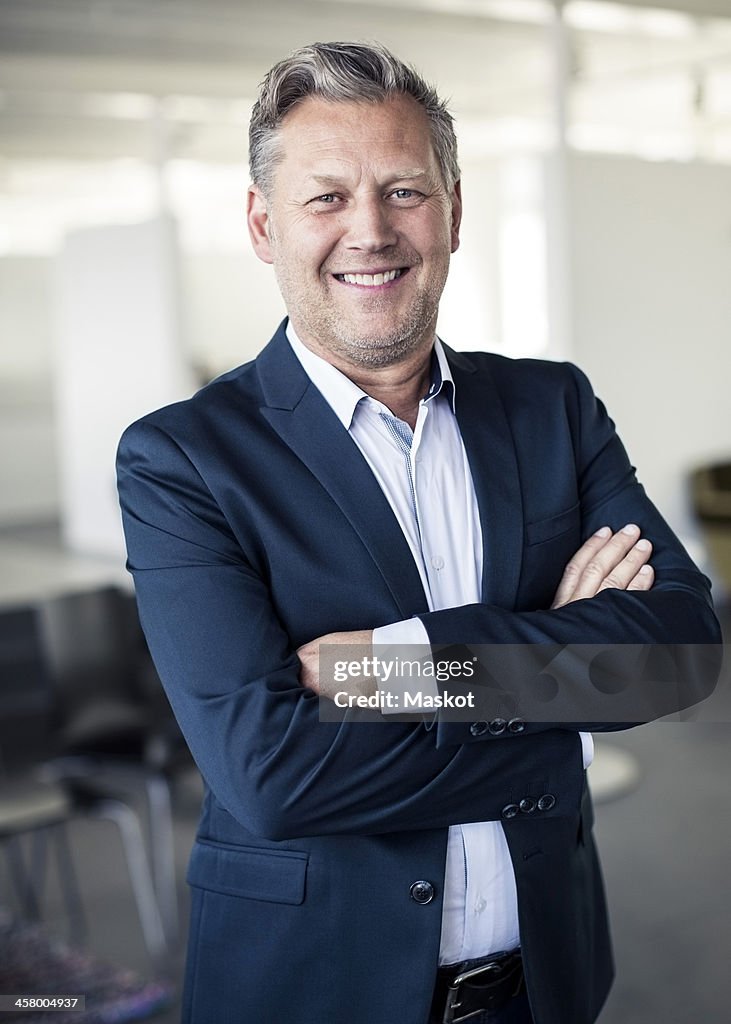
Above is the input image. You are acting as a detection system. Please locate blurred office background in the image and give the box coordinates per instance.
[0,1,729,1021]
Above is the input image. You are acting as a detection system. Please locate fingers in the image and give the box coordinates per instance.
[593,530,653,595]
[552,524,654,609]
[626,564,654,592]
[551,528,613,609]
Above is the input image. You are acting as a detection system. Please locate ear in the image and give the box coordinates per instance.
[247,185,274,264]
[450,180,462,254]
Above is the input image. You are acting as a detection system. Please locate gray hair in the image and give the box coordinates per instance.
[249,41,459,196]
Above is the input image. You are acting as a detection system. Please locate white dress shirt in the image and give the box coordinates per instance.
[287,323,592,966]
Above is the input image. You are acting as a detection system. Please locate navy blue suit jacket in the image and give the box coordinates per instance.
[117,321,720,1024]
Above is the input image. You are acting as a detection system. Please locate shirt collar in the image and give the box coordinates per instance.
[428,341,457,413]
[286,320,456,429]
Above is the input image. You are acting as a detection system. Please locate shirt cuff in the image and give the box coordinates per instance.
[579,731,594,769]
[373,617,431,647]
[372,617,438,715]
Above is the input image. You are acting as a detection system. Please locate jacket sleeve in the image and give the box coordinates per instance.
[418,362,722,746]
[117,418,584,841]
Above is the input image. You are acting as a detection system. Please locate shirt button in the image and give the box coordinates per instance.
[474,898,487,914]
[431,555,445,570]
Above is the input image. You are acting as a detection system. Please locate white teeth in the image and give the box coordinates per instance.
[341,269,401,286]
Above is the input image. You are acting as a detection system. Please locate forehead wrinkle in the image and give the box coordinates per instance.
[306,168,432,188]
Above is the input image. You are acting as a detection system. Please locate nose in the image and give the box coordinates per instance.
[344,194,398,252]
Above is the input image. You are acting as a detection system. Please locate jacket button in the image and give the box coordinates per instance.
[508,718,525,734]
[537,794,556,812]
[469,721,488,737]
[488,718,507,735]
[519,797,536,814]
[501,803,520,820]
[410,880,435,905]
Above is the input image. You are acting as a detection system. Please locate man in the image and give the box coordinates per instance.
[116,42,720,1024]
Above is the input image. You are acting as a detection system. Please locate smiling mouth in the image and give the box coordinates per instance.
[333,268,407,287]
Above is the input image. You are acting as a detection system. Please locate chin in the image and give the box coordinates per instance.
[336,332,423,368]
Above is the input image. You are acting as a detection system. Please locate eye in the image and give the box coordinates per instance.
[388,188,423,205]
[311,194,338,205]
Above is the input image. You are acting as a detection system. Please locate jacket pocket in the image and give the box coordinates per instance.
[525,502,580,547]
[187,838,308,905]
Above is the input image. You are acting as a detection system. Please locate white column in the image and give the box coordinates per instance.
[544,0,574,362]
[53,214,194,558]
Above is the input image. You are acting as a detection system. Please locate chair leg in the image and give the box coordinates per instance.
[29,828,49,907]
[29,822,87,945]
[4,835,40,919]
[89,799,168,962]
[52,822,87,945]
[4,827,85,943]
[144,773,179,945]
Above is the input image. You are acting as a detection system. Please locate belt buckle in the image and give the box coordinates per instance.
[442,961,502,1024]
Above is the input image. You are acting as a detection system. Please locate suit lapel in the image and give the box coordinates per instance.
[256,325,429,619]
[446,348,524,609]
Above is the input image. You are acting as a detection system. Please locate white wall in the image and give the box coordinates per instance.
[0,258,58,524]
[183,251,285,378]
[439,159,503,354]
[568,154,731,550]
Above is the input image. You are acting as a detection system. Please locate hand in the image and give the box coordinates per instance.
[551,524,654,610]
[296,629,374,698]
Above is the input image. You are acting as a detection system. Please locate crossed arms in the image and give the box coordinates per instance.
[298,522,657,695]
[116,359,721,840]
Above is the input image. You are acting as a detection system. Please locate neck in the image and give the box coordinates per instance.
[294,331,435,431]
[345,347,433,430]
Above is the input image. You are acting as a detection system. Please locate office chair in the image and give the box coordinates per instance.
[38,586,193,947]
[0,603,167,961]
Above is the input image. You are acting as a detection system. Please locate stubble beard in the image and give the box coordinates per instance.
[299,287,441,369]
[274,255,449,370]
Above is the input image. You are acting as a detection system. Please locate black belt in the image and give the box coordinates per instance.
[431,949,524,1023]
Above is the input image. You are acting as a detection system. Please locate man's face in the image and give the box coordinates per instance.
[247,94,461,370]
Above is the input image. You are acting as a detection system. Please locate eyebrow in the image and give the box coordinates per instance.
[306,169,431,188]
